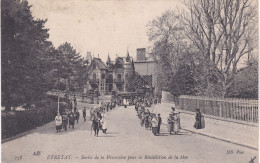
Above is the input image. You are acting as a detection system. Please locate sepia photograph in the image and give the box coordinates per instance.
[1,0,259,162]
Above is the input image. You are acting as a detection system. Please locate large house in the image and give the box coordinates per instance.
[84,48,158,96]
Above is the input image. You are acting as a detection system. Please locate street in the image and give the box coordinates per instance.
[2,102,258,163]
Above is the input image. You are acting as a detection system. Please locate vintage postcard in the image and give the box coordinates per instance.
[1,0,258,162]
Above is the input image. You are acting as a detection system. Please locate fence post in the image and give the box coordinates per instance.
[219,100,222,117]
[251,103,253,122]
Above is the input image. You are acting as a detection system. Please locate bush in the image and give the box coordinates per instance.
[2,99,66,139]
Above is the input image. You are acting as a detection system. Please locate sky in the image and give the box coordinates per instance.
[27,0,182,61]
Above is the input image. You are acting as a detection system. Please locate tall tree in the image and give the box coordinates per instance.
[147,10,185,95]
[182,0,257,97]
[56,42,83,92]
[227,56,258,99]
[2,0,53,110]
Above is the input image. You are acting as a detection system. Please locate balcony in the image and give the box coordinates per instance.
[89,79,99,84]
[114,78,124,83]
[106,78,113,83]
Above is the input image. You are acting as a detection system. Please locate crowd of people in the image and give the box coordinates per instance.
[55,95,81,133]
[89,100,117,137]
[134,98,162,136]
[55,95,204,135]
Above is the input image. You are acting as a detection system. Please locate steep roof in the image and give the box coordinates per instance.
[88,58,108,71]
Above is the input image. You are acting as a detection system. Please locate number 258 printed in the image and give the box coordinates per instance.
[15,155,22,161]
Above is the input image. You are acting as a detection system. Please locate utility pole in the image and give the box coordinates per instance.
[57,95,60,113]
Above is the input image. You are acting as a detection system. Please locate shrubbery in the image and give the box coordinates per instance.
[2,99,66,139]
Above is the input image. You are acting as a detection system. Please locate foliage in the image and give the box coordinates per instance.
[227,57,258,99]
[2,99,66,139]
[147,1,258,98]
[182,0,258,97]
[55,42,87,92]
[169,63,196,97]
[147,10,185,94]
[2,0,54,110]
[126,72,145,92]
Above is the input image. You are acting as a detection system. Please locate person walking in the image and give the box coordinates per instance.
[173,112,180,134]
[123,98,127,108]
[83,107,86,121]
[55,112,62,133]
[62,113,68,131]
[92,117,100,137]
[69,101,73,111]
[167,114,173,134]
[157,114,162,134]
[74,95,77,104]
[68,111,75,129]
[194,109,202,129]
[75,110,80,123]
[100,115,107,134]
[151,114,159,136]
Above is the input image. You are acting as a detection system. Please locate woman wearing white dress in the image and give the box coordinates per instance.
[100,115,107,134]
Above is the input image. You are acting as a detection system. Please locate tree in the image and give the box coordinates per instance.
[126,73,145,92]
[227,56,258,99]
[56,42,83,92]
[2,0,53,110]
[182,0,257,97]
[147,10,186,95]
[169,63,196,96]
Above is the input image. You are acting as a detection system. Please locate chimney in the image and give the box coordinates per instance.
[136,48,146,61]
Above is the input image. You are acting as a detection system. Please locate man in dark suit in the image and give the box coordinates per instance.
[157,114,162,134]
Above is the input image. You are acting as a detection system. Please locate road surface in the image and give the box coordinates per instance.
[2,102,258,163]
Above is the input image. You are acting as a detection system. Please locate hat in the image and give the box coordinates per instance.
[158,113,161,115]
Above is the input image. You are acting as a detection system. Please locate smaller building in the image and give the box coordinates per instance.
[85,52,134,95]
[85,48,158,96]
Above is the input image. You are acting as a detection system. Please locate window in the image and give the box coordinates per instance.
[117,84,122,91]
[101,83,104,90]
[109,84,113,92]
[108,74,113,79]
[118,64,122,68]
[125,73,128,78]
[93,63,96,69]
[117,74,121,79]
[93,73,96,80]
[101,73,105,79]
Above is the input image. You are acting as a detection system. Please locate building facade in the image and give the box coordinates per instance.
[85,54,134,95]
[85,48,158,96]
[134,48,158,96]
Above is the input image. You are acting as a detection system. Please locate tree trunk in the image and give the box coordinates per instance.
[221,82,227,98]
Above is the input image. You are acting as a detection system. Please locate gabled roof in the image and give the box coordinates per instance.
[88,58,108,71]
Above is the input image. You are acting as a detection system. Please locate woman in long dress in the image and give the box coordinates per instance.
[55,113,62,133]
[173,112,180,134]
[167,114,173,134]
[151,115,158,136]
[194,109,202,129]
[100,115,107,134]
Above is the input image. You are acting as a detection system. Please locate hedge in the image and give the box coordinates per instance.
[2,98,66,139]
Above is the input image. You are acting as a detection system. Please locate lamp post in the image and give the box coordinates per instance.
[56,92,60,114]
[57,95,60,113]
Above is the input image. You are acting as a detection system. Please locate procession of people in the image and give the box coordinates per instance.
[54,94,204,137]
[135,97,167,136]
